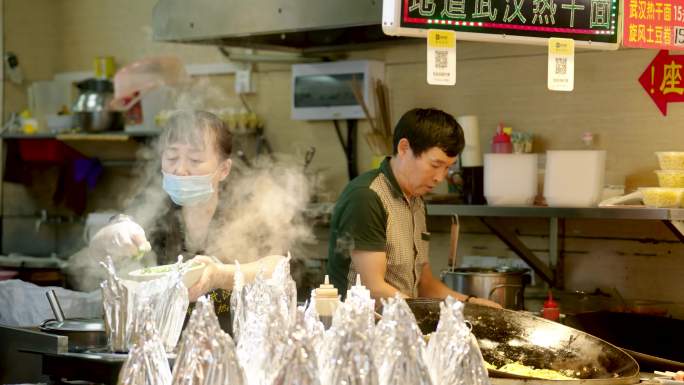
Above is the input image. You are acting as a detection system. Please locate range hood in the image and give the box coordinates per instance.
[151,0,407,54]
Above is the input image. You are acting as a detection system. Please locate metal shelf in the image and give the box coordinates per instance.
[426,204,684,289]
[427,204,684,220]
[1,131,159,140]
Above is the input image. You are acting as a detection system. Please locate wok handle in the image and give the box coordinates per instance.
[46,289,65,323]
[448,215,459,271]
[488,284,523,306]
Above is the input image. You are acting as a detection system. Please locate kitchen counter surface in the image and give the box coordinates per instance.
[427,204,684,221]
[426,204,684,288]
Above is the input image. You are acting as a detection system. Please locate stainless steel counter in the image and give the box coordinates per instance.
[426,204,684,288]
[0,325,66,384]
[427,204,684,220]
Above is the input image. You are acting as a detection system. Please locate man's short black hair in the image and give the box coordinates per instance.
[393,108,465,157]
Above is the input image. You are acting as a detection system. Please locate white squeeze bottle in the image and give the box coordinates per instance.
[347,274,371,301]
[347,274,376,328]
[314,275,340,329]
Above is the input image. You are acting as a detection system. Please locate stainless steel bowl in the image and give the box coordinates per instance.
[75,111,123,132]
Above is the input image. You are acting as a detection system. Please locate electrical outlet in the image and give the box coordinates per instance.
[4,52,23,84]
[235,69,255,94]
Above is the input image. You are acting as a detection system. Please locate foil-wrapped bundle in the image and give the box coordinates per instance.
[319,301,378,385]
[425,297,490,385]
[233,256,298,385]
[344,274,375,331]
[229,262,244,341]
[118,306,172,385]
[171,296,245,385]
[303,294,325,354]
[101,257,131,352]
[374,295,432,385]
[269,252,298,325]
[101,256,189,352]
[271,309,320,385]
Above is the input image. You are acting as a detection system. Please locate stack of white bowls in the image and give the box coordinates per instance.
[640,152,684,208]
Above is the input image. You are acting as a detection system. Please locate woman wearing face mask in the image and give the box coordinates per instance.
[68,110,282,321]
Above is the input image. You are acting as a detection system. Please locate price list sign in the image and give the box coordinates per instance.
[400,0,619,44]
[623,0,684,48]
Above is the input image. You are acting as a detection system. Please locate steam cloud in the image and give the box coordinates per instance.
[206,160,314,263]
[67,77,317,291]
[126,78,315,264]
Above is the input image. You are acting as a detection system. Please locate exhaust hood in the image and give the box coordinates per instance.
[152,0,407,54]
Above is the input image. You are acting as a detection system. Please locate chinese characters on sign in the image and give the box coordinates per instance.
[638,50,684,115]
[402,0,618,43]
[623,0,684,48]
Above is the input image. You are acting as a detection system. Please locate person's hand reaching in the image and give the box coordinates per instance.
[187,255,231,301]
[90,217,150,259]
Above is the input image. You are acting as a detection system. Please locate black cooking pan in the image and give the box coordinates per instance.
[405,298,639,384]
[564,311,684,372]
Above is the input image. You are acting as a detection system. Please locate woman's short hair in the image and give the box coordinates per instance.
[393,108,465,157]
[160,110,232,159]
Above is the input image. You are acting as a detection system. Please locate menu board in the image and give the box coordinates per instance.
[398,0,620,44]
[623,0,684,48]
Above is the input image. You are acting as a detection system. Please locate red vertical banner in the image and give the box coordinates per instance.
[623,0,684,48]
[639,50,684,115]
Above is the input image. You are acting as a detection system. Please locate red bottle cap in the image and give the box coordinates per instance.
[492,132,511,143]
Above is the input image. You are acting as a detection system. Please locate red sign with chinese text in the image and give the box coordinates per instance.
[639,50,684,115]
[623,0,684,48]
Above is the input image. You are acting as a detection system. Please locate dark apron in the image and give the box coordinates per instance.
[150,199,232,333]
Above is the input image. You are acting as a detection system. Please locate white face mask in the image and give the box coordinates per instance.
[162,171,216,206]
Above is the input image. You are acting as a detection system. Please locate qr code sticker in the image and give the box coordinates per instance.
[435,50,448,68]
[555,58,567,75]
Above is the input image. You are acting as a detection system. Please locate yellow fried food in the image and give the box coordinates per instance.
[640,188,684,208]
[498,362,575,380]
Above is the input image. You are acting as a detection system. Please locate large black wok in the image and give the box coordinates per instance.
[405,299,640,384]
[564,311,684,372]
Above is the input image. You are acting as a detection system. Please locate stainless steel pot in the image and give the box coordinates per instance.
[39,318,107,352]
[40,289,107,352]
[441,267,530,309]
[75,110,122,132]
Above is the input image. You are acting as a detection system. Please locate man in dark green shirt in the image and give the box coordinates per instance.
[327,108,500,307]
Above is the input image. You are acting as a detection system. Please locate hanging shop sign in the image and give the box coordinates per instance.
[639,50,684,115]
[382,0,620,49]
[622,0,684,48]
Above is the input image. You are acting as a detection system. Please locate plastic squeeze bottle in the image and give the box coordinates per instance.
[314,275,340,329]
[346,274,376,325]
[541,291,560,322]
[491,123,512,153]
[348,274,371,299]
